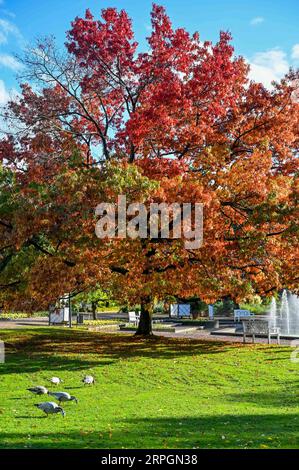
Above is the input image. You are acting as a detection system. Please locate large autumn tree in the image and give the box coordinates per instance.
[0,4,298,334]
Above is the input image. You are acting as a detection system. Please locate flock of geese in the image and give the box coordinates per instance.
[27,375,95,417]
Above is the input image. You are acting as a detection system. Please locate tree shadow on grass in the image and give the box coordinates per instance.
[0,413,298,449]
[1,327,232,355]
[14,416,46,420]
[227,390,299,408]
[0,328,291,377]
[0,354,114,375]
[0,327,239,376]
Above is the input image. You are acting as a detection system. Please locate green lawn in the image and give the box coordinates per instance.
[0,328,298,449]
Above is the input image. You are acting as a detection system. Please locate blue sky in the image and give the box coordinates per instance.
[0,0,299,103]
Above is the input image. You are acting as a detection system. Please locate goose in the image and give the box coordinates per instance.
[49,377,63,385]
[27,386,49,395]
[82,375,95,385]
[48,392,78,404]
[34,401,66,417]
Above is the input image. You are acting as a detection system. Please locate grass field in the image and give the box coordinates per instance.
[0,328,299,449]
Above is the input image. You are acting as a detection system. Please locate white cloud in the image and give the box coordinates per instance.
[250,17,264,26]
[0,79,10,105]
[0,53,22,71]
[248,48,289,88]
[0,82,20,134]
[0,30,6,43]
[291,44,299,60]
[0,18,23,46]
[0,9,16,19]
[0,79,18,105]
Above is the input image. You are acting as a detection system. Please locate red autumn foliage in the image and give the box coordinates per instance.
[0,5,298,333]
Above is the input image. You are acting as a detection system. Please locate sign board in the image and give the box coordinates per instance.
[170,304,191,318]
[49,296,70,325]
[49,307,70,324]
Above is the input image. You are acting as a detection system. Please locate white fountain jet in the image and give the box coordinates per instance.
[269,297,277,329]
[280,289,290,335]
[268,290,299,337]
[288,292,299,336]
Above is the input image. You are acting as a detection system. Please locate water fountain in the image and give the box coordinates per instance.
[288,292,299,335]
[269,297,277,329]
[280,290,290,334]
[267,290,299,337]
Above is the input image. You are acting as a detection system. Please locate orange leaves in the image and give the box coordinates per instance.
[136,158,187,179]
[218,149,273,203]
[0,4,298,310]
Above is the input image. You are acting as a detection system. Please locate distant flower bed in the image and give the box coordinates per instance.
[120,323,175,332]
[83,319,121,327]
[0,312,48,320]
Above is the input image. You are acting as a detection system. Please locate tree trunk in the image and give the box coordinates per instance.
[91,301,97,321]
[135,296,153,336]
[222,296,232,317]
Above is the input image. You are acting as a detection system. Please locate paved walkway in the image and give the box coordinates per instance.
[157,329,292,345]
[0,317,49,329]
[102,326,294,345]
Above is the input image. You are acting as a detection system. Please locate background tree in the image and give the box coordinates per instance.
[0,4,298,335]
[74,288,119,319]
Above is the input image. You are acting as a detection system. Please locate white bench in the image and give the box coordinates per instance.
[234,309,254,322]
[128,311,140,325]
[242,319,280,344]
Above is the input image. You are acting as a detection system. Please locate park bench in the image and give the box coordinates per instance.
[242,319,280,344]
[128,311,140,325]
[234,309,254,322]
